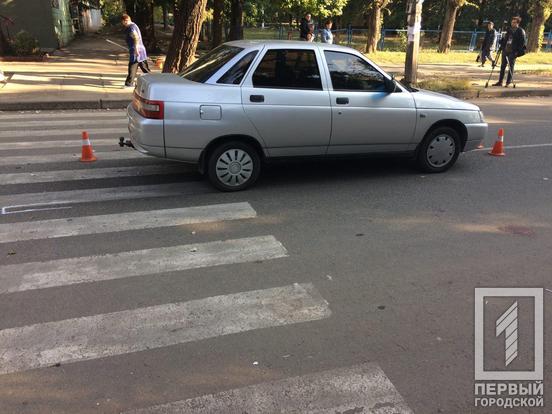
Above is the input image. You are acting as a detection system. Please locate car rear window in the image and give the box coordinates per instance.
[180,45,244,83]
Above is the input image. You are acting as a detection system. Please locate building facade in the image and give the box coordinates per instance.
[0,0,101,51]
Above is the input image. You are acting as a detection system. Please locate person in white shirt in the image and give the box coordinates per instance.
[321,20,334,44]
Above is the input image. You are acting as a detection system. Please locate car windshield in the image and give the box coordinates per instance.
[180,45,244,83]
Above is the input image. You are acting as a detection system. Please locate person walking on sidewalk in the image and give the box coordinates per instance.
[122,14,150,88]
[493,16,527,87]
[479,21,496,67]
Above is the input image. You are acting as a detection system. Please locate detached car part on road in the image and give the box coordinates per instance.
[128,40,488,191]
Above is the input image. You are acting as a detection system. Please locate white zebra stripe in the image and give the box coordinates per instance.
[0,202,257,242]
[0,127,127,138]
[124,363,413,414]
[0,235,287,293]
[0,119,127,129]
[0,111,124,121]
[0,164,185,185]
[0,138,118,150]
[0,283,328,375]
[0,182,207,215]
[0,150,143,167]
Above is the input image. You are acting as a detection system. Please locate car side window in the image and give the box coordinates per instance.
[217,51,258,85]
[252,49,322,90]
[324,51,385,92]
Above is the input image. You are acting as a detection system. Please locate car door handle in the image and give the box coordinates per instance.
[336,97,349,105]
[250,95,264,103]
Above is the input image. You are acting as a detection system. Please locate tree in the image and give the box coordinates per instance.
[228,0,245,40]
[212,0,224,47]
[437,0,476,53]
[280,0,349,20]
[163,0,207,73]
[527,0,552,52]
[364,0,391,53]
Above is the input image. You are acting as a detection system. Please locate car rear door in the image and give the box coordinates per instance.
[323,50,417,154]
[241,47,331,157]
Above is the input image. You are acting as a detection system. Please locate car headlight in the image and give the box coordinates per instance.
[479,111,486,123]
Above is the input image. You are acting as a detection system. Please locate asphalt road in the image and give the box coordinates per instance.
[0,97,551,414]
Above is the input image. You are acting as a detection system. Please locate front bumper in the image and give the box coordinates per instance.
[464,122,488,152]
[127,104,166,158]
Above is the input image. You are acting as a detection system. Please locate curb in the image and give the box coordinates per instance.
[445,88,552,100]
[0,99,131,112]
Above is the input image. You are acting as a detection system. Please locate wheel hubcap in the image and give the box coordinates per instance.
[216,149,253,186]
[427,134,456,168]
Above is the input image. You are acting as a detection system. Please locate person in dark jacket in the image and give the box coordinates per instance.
[479,21,496,67]
[299,13,313,41]
[493,16,527,87]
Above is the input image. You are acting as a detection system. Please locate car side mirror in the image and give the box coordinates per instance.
[384,76,396,93]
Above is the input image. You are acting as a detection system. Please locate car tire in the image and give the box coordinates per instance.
[416,126,461,173]
[207,141,261,191]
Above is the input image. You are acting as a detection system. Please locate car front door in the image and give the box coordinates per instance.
[323,51,417,154]
[241,47,331,157]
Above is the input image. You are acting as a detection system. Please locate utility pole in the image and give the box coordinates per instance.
[404,0,423,86]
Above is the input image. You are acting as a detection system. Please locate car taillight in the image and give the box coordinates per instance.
[133,92,164,120]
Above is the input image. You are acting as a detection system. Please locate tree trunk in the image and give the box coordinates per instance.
[129,0,156,51]
[365,6,382,53]
[438,1,460,53]
[163,0,207,73]
[527,3,551,52]
[212,0,224,47]
[228,0,244,41]
[123,0,135,16]
[162,3,169,31]
[365,0,389,54]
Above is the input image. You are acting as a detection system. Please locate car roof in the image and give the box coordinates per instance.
[224,39,359,53]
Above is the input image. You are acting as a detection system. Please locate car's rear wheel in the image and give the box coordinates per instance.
[207,141,261,191]
[416,126,461,173]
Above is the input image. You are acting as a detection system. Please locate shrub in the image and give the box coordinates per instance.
[12,31,40,56]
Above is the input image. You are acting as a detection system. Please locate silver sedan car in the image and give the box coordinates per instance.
[128,40,487,191]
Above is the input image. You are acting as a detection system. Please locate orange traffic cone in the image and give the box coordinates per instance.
[489,128,506,157]
[80,131,97,162]
[155,57,164,69]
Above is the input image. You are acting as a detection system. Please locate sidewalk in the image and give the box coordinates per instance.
[1,34,552,111]
[381,63,552,99]
[0,34,143,110]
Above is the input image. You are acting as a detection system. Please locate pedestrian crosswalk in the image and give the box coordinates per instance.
[0,283,328,375]
[0,235,288,293]
[0,164,188,185]
[0,150,144,166]
[123,363,413,414]
[0,202,257,242]
[0,110,413,413]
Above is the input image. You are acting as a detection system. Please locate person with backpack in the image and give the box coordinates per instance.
[493,16,527,87]
[479,21,496,67]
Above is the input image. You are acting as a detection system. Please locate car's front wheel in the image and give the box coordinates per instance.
[207,141,261,191]
[416,126,461,173]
